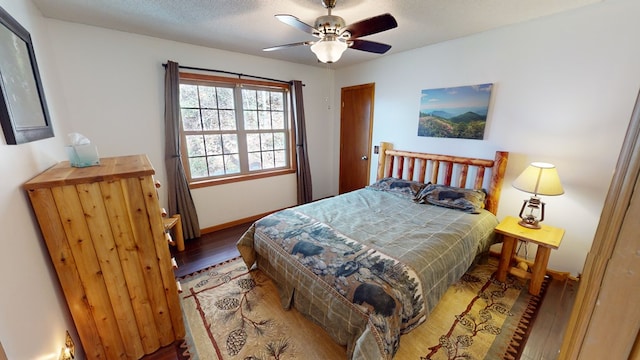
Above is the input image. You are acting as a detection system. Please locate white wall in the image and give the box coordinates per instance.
[42,20,338,229]
[334,0,640,276]
[0,1,78,359]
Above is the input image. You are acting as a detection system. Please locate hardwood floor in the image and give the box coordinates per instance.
[520,276,578,360]
[144,222,578,360]
[171,224,246,278]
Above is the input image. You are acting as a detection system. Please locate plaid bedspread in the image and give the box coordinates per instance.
[237,187,498,359]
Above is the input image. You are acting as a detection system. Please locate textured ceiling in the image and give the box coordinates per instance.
[31,0,601,69]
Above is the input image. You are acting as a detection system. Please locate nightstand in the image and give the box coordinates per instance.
[494,216,565,295]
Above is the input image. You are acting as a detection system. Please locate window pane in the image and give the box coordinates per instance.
[222,134,238,154]
[181,109,201,131]
[256,90,270,110]
[262,151,275,169]
[248,152,261,171]
[225,154,241,173]
[271,92,284,111]
[186,135,205,156]
[244,110,258,130]
[258,111,271,129]
[189,157,208,178]
[261,134,274,151]
[204,134,222,155]
[273,132,285,149]
[208,155,225,176]
[217,87,235,109]
[180,84,199,107]
[219,110,237,130]
[198,86,217,108]
[201,109,219,130]
[272,111,285,129]
[246,133,260,152]
[242,89,256,110]
[274,150,286,167]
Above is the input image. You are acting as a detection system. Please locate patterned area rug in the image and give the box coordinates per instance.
[178,257,547,360]
[394,259,548,359]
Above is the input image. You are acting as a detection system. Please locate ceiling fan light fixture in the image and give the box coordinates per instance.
[267,1,396,63]
[310,37,348,63]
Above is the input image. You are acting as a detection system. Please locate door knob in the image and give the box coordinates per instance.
[361,155,368,160]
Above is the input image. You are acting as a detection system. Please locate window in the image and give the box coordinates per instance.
[178,73,294,187]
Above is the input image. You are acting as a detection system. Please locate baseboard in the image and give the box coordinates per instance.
[200,209,281,235]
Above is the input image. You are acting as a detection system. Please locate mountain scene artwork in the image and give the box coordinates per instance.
[417,83,493,140]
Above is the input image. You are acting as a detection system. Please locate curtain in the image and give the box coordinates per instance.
[291,80,313,204]
[164,60,201,239]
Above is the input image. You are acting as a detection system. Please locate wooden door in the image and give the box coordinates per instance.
[339,83,374,194]
[559,90,640,359]
[0,341,6,360]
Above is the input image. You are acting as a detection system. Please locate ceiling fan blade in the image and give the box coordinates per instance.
[341,13,397,39]
[349,39,392,54]
[275,14,317,35]
[263,41,313,52]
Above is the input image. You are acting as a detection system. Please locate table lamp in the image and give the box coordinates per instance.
[512,162,564,229]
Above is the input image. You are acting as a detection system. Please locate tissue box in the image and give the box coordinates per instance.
[65,144,100,167]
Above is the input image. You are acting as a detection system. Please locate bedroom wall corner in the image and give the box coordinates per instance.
[0,0,80,359]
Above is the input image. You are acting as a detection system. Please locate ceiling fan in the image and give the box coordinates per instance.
[263,0,398,63]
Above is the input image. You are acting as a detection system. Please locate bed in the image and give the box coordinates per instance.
[237,142,509,359]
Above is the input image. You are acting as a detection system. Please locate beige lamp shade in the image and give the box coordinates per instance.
[310,37,348,63]
[512,162,564,196]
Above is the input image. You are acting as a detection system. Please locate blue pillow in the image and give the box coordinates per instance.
[367,178,426,199]
[414,184,486,214]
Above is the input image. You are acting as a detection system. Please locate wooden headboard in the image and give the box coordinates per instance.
[376,142,509,215]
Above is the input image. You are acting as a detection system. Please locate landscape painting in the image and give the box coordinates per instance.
[417,83,493,140]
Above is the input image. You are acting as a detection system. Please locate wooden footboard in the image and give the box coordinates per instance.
[376,142,508,215]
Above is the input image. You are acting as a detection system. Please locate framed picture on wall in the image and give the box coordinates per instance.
[0,5,53,145]
[417,83,493,140]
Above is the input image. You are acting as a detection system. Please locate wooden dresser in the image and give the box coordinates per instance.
[24,155,185,359]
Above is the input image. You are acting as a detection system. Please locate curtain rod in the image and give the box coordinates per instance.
[162,63,292,85]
